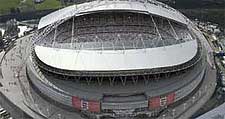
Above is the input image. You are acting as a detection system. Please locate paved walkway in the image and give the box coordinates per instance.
[0,35,43,119]
[0,35,84,119]
[196,102,225,119]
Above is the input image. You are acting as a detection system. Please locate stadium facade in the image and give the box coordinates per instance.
[26,0,207,118]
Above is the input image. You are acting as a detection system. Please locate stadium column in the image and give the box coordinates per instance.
[71,16,75,49]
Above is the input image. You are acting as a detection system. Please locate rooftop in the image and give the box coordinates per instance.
[38,0,188,29]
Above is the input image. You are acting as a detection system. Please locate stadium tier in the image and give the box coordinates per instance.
[26,0,208,118]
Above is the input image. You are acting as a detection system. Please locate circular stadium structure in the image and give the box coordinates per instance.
[25,0,208,118]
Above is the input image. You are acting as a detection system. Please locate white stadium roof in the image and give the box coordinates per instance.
[35,40,198,71]
[38,0,188,29]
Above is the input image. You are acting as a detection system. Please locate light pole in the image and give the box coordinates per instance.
[47,108,49,117]
[199,90,202,97]
[58,113,62,119]
[183,103,187,110]
[172,109,176,118]
[192,96,196,103]
[162,114,166,119]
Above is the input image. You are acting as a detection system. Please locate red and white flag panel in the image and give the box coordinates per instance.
[149,96,161,109]
[81,100,89,111]
[72,96,100,113]
[72,96,81,110]
[167,93,175,105]
[88,100,101,113]
[149,92,176,109]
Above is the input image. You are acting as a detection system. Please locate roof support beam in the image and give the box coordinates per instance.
[86,77,92,85]
[109,77,115,86]
[143,75,149,85]
[167,19,179,41]
[111,41,115,50]
[74,77,80,83]
[139,34,146,49]
[119,34,126,52]
[97,77,103,86]
[120,76,127,86]
[133,39,136,49]
[151,15,164,47]
[132,76,138,85]
[100,37,104,52]
[154,74,160,81]
[52,26,57,48]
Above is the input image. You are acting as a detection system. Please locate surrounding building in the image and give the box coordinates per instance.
[33,0,45,4]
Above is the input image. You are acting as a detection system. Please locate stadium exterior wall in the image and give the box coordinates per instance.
[26,56,206,114]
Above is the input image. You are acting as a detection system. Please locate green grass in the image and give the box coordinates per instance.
[0,0,20,14]
[22,0,62,11]
[0,0,62,15]
[34,0,62,10]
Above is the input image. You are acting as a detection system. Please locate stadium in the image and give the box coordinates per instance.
[24,0,209,118]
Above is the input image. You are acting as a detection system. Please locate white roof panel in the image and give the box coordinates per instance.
[35,40,198,71]
[38,1,187,29]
